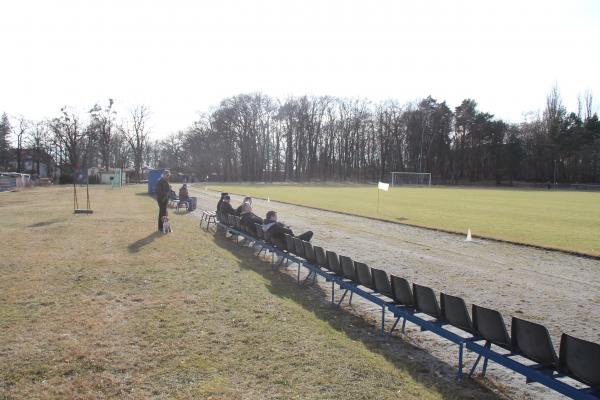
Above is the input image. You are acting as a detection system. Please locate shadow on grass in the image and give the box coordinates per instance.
[128,231,162,253]
[211,233,503,400]
[28,218,65,228]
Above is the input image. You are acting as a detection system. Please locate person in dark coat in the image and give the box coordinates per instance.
[156,170,171,231]
[240,202,263,236]
[236,196,253,216]
[216,192,229,214]
[218,195,236,216]
[262,210,313,243]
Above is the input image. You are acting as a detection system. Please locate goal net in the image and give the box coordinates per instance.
[389,172,431,187]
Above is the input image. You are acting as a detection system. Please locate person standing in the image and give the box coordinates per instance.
[156,170,171,231]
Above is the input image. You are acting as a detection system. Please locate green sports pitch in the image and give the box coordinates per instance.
[207,184,600,257]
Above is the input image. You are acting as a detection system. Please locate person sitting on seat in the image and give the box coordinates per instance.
[179,184,189,201]
[262,211,313,243]
[240,202,263,236]
[178,183,192,211]
[236,196,253,216]
[216,192,228,220]
[218,195,236,217]
[216,192,228,211]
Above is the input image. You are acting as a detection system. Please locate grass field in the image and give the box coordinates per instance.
[0,185,500,399]
[208,184,600,257]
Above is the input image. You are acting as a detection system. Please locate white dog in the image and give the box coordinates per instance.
[162,216,172,234]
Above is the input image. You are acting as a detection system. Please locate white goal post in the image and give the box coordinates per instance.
[389,172,432,187]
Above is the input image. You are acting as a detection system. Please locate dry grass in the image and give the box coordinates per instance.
[0,185,502,399]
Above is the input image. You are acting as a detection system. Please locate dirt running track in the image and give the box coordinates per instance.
[190,187,600,400]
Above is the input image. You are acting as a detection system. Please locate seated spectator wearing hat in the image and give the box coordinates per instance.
[218,195,236,217]
[262,211,313,243]
[240,202,263,236]
[236,196,253,216]
[216,192,229,213]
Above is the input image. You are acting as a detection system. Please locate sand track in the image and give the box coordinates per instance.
[190,187,600,399]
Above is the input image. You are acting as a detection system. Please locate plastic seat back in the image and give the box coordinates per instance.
[559,333,600,388]
[326,250,342,275]
[354,262,373,289]
[339,255,356,281]
[284,234,295,253]
[302,241,317,264]
[440,293,472,333]
[413,284,442,319]
[293,237,305,257]
[371,268,392,297]
[254,224,264,240]
[511,317,558,367]
[314,246,328,269]
[472,305,511,349]
[272,236,285,249]
[390,275,414,307]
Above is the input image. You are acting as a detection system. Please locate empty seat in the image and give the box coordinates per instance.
[314,246,328,270]
[339,255,356,281]
[302,241,317,264]
[390,275,414,307]
[511,317,558,368]
[559,333,600,389]
[355,262,373,289]
[293,237,305,257]
[413,284,442,320]
[326,250,343,275]
[440,293,472,333]
[371,268,393,298]
[472,305,511,349]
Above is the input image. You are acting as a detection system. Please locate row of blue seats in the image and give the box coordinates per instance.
[212,213,599,399]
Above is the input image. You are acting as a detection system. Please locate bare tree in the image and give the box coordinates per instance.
[49,107,87,169]
[89,98,116,171]
[27,121,51,176]
[122,105,150,182]
[14,116,28,173]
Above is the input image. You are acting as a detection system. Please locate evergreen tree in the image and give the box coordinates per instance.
[0,113,11,170]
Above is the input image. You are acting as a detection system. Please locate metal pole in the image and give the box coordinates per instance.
[554,160,557,189]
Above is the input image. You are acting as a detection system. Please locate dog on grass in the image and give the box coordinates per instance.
[162,216,172,234]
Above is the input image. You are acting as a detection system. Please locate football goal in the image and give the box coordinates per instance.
[389,172,431,187]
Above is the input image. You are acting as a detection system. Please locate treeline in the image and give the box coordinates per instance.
[1,87,599,185]
[0,102,151,182]
[154,88,600,184]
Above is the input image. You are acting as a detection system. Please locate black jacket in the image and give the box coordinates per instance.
[241,212,263,227]
[219,201,235,216]
[156,178,170,203]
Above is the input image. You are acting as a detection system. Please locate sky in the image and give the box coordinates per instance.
[1,0,599,139]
